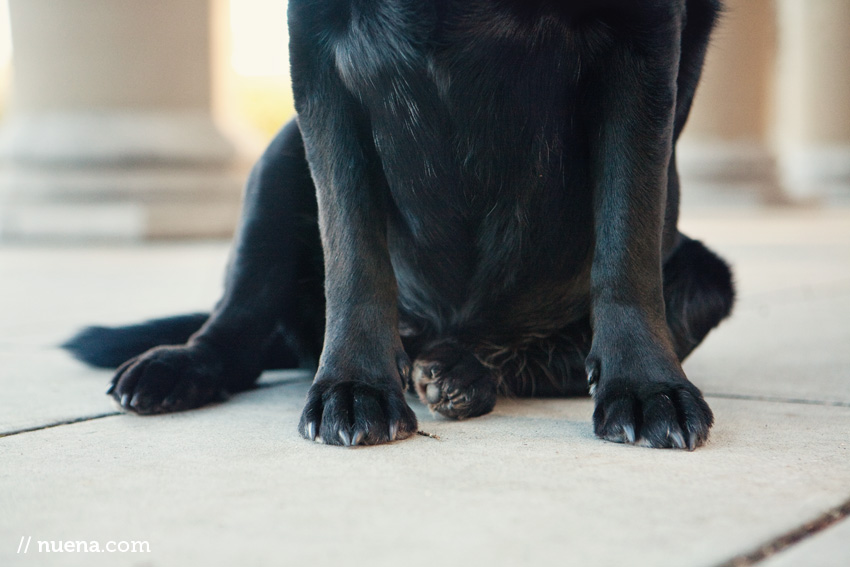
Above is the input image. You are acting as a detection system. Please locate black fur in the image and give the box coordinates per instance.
[63,314,211,369]
[65,0,734,449]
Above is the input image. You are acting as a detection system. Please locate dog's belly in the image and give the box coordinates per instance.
[335,2,604,339]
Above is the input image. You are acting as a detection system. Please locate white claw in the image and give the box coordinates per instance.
[338,430,351,446]
[623,424,636,444]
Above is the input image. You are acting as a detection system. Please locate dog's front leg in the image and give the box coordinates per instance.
[585,10,713,450]
[290,28,416,447]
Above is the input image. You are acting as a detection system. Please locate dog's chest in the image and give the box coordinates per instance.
[335,4,584,110]
[334,1,592,200]
[330,1,604,327]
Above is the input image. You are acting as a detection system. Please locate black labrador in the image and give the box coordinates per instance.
[65,0,734,449]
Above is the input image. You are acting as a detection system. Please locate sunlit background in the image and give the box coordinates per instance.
[0,0,295,142]
[0,0,11,116]
[0,0,847,242]
[224,0,295,139]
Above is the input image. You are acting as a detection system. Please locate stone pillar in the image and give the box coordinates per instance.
[0,0,247,240]
[774,0,850,201]
[676,0,782,205]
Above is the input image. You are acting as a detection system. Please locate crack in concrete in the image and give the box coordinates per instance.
[716,498,850,567]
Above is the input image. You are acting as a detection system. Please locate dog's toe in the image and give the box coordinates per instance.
[299,379,417,446]
[425,382,442,404]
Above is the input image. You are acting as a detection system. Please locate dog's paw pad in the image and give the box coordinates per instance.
[411,345,496,420]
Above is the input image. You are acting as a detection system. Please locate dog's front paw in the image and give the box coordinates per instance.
[298,379,417,446]
[588,358,713,450]
[108,345,226,414]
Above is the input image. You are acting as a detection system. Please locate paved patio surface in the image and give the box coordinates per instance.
[1,206,849,567]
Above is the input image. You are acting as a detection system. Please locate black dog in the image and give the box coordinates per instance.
[65,0,734,449]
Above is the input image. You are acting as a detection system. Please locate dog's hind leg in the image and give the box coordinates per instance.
[663,234,735,361]
[108,119,325,414]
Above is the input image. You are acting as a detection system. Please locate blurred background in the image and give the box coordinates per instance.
[0,0,847,241]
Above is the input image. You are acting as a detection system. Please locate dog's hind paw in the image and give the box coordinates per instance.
[411,342,497,420]
[298,379,417,446]
[107,344,228,414]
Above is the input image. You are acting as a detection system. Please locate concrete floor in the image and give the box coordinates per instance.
[1,206,849,567]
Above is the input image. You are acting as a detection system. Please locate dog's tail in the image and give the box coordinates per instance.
[62,313,210,368]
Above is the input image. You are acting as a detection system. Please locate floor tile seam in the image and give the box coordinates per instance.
[0,412,121,439]
[704,392,850,409]
[736,279,850,308]
[0,380,305,438]
[714,498,850,567]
